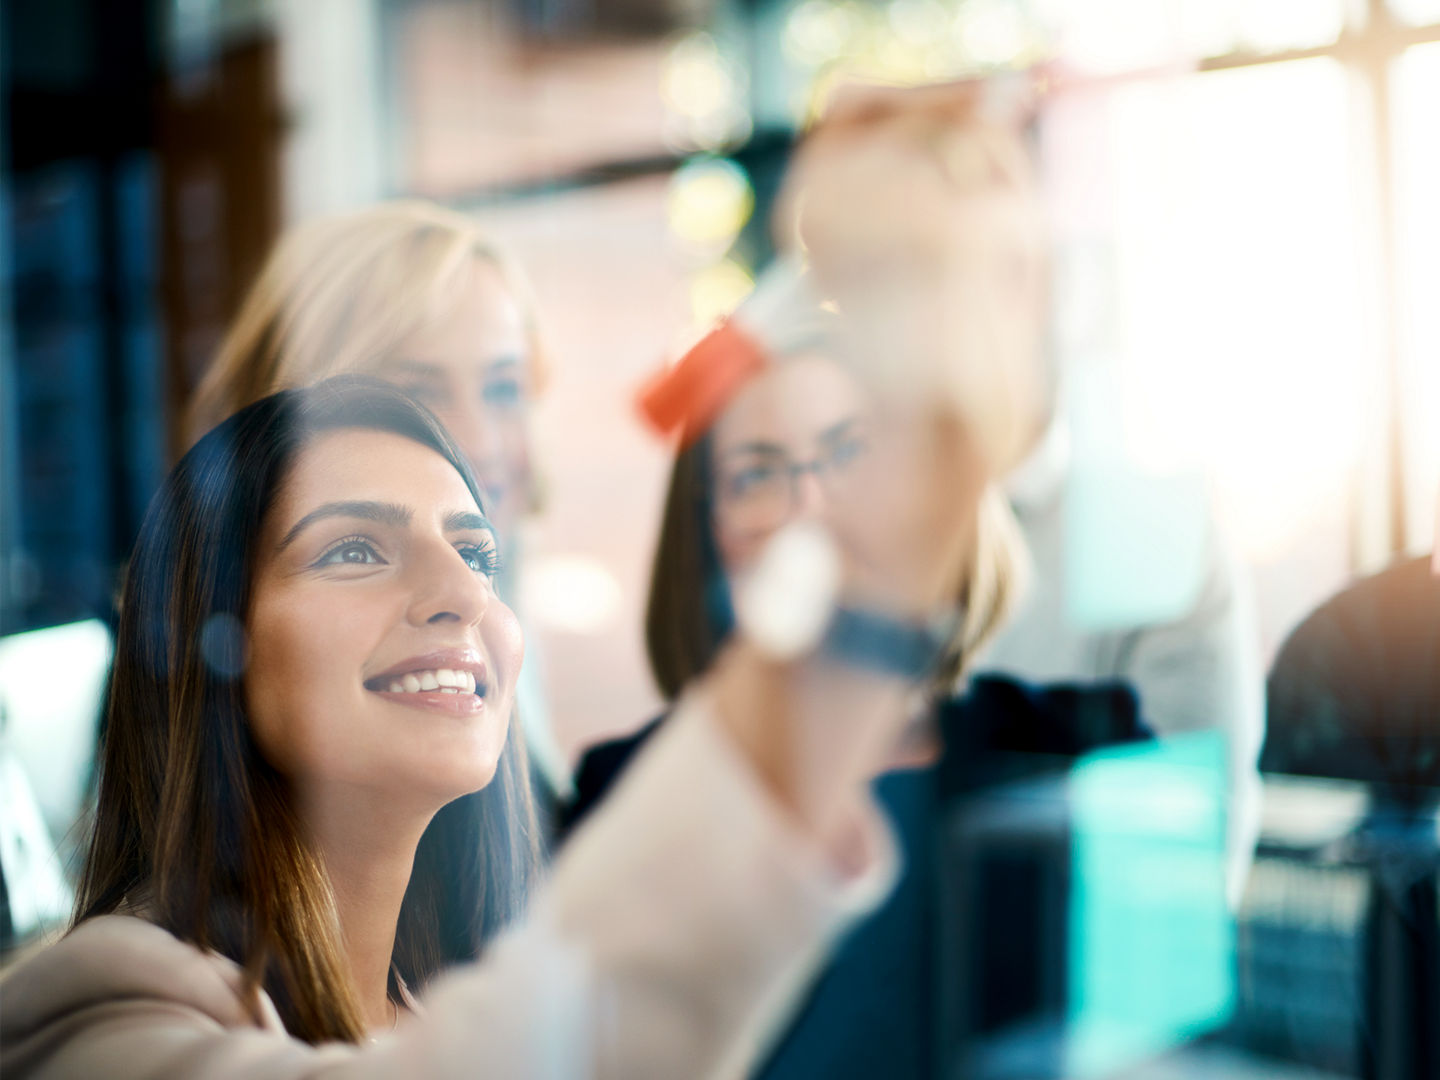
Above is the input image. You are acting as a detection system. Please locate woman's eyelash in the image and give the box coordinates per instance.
[458,543,503,577]
[311,536,498,575]
[314,536,385,567]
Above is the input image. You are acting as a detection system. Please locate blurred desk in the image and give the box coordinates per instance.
[1109,1041,1347,1079]
[1230,776,1440,1080]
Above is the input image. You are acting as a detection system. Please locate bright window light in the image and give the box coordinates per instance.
[1393,42,1440,552]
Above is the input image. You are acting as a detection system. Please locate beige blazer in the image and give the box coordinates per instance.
[1,697,895,1080]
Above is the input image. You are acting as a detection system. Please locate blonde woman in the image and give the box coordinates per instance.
[563,325,1038,1079]
[188,201,569,799]
[640,330,1026,713]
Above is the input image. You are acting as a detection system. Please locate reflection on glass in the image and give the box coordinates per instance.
[1393,42,1440,552]
[1389,0,1440,27]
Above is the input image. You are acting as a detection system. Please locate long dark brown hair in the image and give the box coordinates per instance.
[74,377,541,1044]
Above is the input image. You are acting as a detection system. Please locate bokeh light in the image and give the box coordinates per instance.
[660,32,752,151]
[688,257,756,328]
[664,157,755,256]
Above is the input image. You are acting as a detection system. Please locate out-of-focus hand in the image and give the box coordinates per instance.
[777,81,1049,484]
[706,80,1053,850]
[829,405,987,624]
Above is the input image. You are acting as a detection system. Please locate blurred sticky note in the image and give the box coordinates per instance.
[1066,731,1235,1076]
[1064,467,1209,631]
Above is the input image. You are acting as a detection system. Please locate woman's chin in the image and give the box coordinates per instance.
[882,715,941,773]
[366,743,506,810]
[424,753,505,802]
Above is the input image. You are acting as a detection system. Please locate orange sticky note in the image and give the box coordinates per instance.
[636,321,768,445]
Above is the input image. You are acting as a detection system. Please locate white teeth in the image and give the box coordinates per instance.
[376,668,481,694]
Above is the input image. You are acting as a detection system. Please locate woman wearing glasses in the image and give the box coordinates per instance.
[564,318,1028,1078]
[562,86,1147,1080]
[567,88,1043,843]
[646,332,1024,720]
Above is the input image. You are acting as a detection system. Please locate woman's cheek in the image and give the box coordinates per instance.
[242,610,304,774]
[500,418,532,492]
[485,600,525,704]
[242,589,344,779]
[714,521,764,582]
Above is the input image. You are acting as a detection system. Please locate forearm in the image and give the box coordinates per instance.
[541,687,898,1078]
[707,640,915,860]
[7,694,896,1080]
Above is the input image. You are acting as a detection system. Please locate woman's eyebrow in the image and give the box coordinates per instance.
[719,440,789,460]
[819,417,866,443]
[444,510,491,535]
[278,500,412,550]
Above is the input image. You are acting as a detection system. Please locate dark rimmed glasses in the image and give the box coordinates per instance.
[712,425,872,536]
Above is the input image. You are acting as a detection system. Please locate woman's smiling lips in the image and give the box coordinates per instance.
[364,648,490,716]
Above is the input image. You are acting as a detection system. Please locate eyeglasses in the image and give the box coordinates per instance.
[712,431,872,536]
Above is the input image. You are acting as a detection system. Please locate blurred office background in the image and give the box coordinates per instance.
[5,0,1440,750]
[2,1,1438,1077]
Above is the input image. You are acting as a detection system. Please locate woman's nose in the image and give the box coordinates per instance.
[792,467,828,520]
[406,543,493,627]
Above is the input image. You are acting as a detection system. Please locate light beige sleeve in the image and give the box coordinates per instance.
[1,695,897,1080]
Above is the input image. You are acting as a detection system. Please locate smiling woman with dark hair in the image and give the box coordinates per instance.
[65,378,539,1043]
[0,375,982,1077]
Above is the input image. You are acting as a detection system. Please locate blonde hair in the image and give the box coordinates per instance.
[939,484,1029,691]
[188,200,548,444]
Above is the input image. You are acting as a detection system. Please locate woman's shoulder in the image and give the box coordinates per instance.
[560,714,667,837]
[1,913,282,1045]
